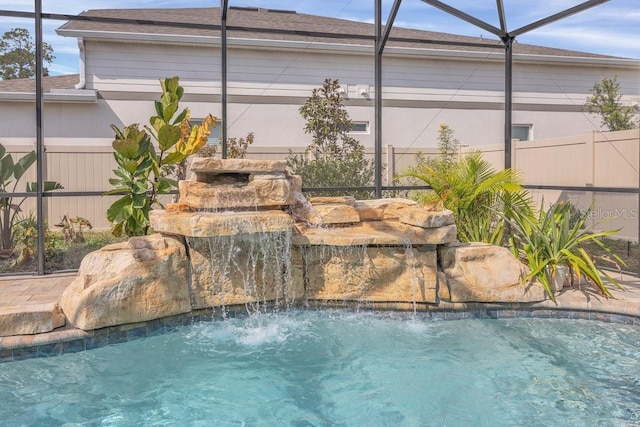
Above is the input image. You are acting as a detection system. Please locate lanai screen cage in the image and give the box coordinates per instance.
[0,0,638,275]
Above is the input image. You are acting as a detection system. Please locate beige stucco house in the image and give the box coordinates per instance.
[1,6,638,150]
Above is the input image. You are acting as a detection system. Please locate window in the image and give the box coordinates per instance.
[192,118,221,145]
[512,124,532,141]
[350,121,369,134]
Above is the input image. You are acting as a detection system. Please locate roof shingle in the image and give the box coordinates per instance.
[56,7,616,59]
[0,74,79,93]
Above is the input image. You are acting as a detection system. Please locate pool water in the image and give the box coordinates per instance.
[1,311,640,426]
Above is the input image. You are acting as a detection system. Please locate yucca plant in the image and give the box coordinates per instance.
[507,201,625,302]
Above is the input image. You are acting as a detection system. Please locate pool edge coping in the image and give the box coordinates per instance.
[2,300,639,363]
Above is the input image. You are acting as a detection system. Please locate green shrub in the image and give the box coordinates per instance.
[288,78,374,199]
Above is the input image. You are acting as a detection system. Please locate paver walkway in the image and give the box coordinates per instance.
[0,273,75,308]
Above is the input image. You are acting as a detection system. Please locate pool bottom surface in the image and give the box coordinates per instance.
[1,310,639,426]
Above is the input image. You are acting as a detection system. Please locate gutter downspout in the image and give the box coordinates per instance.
[74,37,86,89]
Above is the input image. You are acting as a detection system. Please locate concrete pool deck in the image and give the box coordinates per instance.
[2,271,640,360]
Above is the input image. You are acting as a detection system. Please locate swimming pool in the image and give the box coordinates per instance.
[1,310,639,425]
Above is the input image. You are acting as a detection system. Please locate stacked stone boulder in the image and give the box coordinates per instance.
[59,159,546,332]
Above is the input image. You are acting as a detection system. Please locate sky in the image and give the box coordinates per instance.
[1,0,639,76]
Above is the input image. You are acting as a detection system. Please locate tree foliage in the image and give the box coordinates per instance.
[298,78,364,160]
[0,28,55,80]
[105,76,215,237]
[585,76,636,131]
[196,132,254,159]
[289,79,374,198]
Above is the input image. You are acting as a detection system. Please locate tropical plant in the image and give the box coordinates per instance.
[400,144,531,244]
[506,201,625,302]
[289,78,374,198]
[0,143,62,258]
[585,75,636,131]
[105,76,215,237]
[54,213,92,243]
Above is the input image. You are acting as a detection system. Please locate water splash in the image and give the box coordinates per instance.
[289,191,323,227]
[404,240,419,315]
[186,214,292,317]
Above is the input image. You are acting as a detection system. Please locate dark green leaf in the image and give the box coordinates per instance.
[172,108,188,125]
[156,177,175,194]
[103,187,130,196]
[0,154,15,184]
[158,124,181,151]
[113,138,140,160]
[121,160,139,175]
[46,181,63,191]
[161,151,186,165]
[106,195,133,222]
[14,151,36,181]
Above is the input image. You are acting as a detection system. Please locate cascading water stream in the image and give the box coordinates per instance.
[403,240,420,315]
[186,214,292,318]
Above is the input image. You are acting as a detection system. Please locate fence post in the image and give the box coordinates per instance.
[385,144,394,186]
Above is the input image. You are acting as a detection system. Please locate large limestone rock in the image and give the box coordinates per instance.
[181,158,298,210]
[293,220,457,246]
[309,196,356,206]
[0,303,65,337]
[187,234,303,309]
[294,245,438,303]
[306,196,360,225]
[354,198,419,221]
[150,210,293,238]
[60,234,192,330]
[190,158,287,176]
[439,243,546,303]
[178,178,296,210]
[399,208,455,228]
[310,203,361,225]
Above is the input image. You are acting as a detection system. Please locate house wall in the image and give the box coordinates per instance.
[1,37,638,238]
[9,38,626,151]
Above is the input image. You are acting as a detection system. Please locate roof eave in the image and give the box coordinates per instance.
[0,89,97,103]
[512,53,640,67]
[56,28,640,68]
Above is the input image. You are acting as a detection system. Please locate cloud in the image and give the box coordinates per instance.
[522,24,640,58]
[49,61,78,75]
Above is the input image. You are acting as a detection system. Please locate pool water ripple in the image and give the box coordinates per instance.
[1,310,639,426]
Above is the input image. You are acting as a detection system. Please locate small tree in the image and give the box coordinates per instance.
[0,28,55,80]
[289,79,374,198]
[585,76,636,131]
[105,76,215,237]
